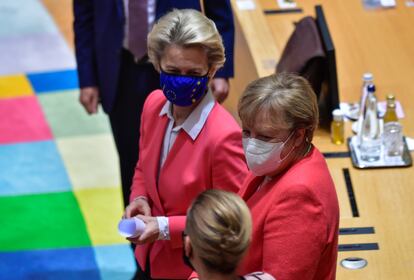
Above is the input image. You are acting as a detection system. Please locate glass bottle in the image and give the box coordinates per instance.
[356,73,374,142]
[359,84,381,162]
[331,109,344,145]
[382,94,403,159]
[383,94,398,124]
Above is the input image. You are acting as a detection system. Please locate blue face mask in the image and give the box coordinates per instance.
[160,71,209,107]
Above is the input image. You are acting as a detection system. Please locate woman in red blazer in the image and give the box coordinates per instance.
[123,10,248,280]
[237,73,340,280]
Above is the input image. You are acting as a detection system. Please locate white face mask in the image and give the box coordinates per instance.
[242,132,294,176]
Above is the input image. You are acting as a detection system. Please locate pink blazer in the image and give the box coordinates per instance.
[130,90,249,279]
[239,147,339,280]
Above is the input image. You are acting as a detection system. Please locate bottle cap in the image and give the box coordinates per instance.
[363,73,373,81]
[332,109,344,121]
[386,94,395,101]
[367,84,376,92]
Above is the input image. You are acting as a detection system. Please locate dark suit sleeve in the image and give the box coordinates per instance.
[203,0,235,78]
[73,0,98,88]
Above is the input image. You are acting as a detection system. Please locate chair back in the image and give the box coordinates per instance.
[276,16,325,99]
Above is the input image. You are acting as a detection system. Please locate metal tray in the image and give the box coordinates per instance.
[348,136,412,169]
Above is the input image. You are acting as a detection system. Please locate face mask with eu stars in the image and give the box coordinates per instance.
[160,71,209,107]
[242,132,294,176]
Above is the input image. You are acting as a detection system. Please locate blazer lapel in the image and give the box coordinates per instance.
[150,131,190,263]
[240,175,263,202]
[159,130,188,173]
[243,175,282,207]
[146,115,169,215]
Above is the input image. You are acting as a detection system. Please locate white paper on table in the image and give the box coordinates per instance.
[277,0,297,9]
[380,0,396,7]
[377,101,405,119]
[340,102,358,121]
[362,0,382,9]
[405,137,414,151]
[340,100,405,122]
[236,0,256,10]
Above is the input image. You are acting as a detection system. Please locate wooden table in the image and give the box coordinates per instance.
[228,1,414,279]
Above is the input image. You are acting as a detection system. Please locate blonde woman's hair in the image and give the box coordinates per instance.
[147,9,225,71]
[238,72,319,141]
[186,189,252,274]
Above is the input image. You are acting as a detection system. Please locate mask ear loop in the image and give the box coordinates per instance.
[279,130,296,162]
[205,66,211,77]
[204,68,213,94]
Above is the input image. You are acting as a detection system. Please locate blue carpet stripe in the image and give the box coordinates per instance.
[27,69,79,93]
[0,247,100,280]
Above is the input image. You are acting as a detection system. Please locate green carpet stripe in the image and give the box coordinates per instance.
[0,191,91,251]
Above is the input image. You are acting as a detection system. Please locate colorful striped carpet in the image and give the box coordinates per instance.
[0,1,136,279]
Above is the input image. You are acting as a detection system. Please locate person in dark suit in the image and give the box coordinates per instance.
[72,0,235,208]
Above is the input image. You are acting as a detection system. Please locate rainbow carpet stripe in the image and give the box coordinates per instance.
[0,1,135,279]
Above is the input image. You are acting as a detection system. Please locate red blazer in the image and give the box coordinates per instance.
[130,90,248,279]
[239,147,339,280]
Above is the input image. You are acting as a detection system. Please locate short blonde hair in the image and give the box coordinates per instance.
[186,189,252,274]
[147,9,225,71]
[238,72,319,141]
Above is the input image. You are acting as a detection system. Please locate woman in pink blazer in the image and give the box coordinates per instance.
[238,73,340,280]
[123,10,248,280]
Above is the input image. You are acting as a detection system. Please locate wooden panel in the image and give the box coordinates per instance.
[230,0,281,77]
[224,17,259,120]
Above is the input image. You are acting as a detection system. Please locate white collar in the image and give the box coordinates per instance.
[159,90,215,140]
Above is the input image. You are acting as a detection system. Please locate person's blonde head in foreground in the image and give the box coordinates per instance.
[184,189,252,277]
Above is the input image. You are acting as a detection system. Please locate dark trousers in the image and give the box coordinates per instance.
[109,49,160,207]
[134,257,152,280]
[108,50,159,280]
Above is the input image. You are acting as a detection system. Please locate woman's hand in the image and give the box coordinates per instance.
[127,215,160,245]
[124,197,151,218]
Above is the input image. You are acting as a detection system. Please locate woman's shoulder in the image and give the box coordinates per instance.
[260,148,332,203]
[273,146,338,213]
[242,271,276,280]
[281,146,330,183]
[142,89,166,114]
[144,89,165,106]
[206,103,241,133]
